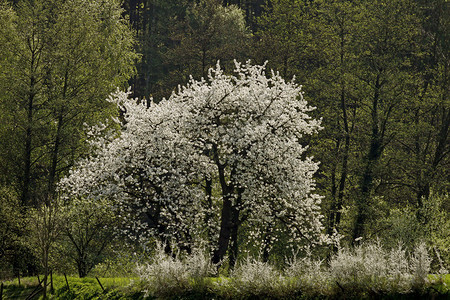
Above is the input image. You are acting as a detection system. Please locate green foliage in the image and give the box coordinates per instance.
[0,1,20,190]
[62,197,119,278]
[1,269,449,299]
[124,0,190,100]
[429,274,450,295]
[378,194,450,273]
[0,187,24,277]
[0,0,137,207]
[91,247,142,278]
[252,0,449,252]
[162,0,251,97]
[2,275,142,300]
[19,196,124,279]
[25,198,66,297]
[0,0,137,279]
[0,0,448,286]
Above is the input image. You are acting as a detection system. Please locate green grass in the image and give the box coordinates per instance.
[1,276,44,299]
[1,275,143,300]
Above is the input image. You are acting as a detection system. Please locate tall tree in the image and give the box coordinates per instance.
[60,62,326,267]
[255,0,319,80]
[254,0,447,245]
[223,0,265,31]
[0,0,137,206]
[387,0,449,209]
[351,0,422,240]
[255,0,360,241]
[123,0,191,100]
[0,0,18,189]
[307,0,361,239]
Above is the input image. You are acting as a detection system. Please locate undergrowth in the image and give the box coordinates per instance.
[1,242,449,299]
[134,241,449,299]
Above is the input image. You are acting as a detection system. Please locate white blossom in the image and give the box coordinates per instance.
[60,61,326,254]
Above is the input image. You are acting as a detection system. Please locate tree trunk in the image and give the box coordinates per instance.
[212,196,233,264]
[21,27,41,207]
[204,177,214,245]
[43,246,49,299]
[327,140,339,235]
[47,112,63,202]
[336,24,350,236]
[336,84,350,233]
[47,68,68,201]
[21,75,35,207]
[228,205,239,269]
[261,225,272,263]
[212,144,234,264]
[77,255,88,278]
[353,73,384,242]
[328,25,350,239]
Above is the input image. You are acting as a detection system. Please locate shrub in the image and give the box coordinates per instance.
[136,246,215,298]
[285,252,332,297]
[329,241,432,297]
[135,241,439,299]
[385,244,412,292]
[379,194,450,273]
[410,242,431,290]
[231,257,292,298]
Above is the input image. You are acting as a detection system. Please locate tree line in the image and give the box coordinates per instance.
[0,0,448,279]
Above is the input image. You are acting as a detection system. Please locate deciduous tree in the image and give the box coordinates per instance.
[61,62,327,266]
[0,0,137,207]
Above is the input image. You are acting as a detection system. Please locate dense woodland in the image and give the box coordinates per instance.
[0,0,449,284]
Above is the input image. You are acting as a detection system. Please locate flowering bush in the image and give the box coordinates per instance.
[231,257,289,298]
[285,251,331,297]
[136,245,215,298]
[135,241,439,299]
[410,242,432,289]
[329,241,431,296]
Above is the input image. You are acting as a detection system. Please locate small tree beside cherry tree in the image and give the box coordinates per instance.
[60,61,329,266]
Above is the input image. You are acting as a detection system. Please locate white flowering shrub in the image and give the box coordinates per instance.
[410,242,431,289]
[136,245,215,298]
[386,244,412,292]
[285,252,332,297]
[329,241,431,296]
[132,241,438,298]
[60,61,325,261]
[231,257,289,298]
